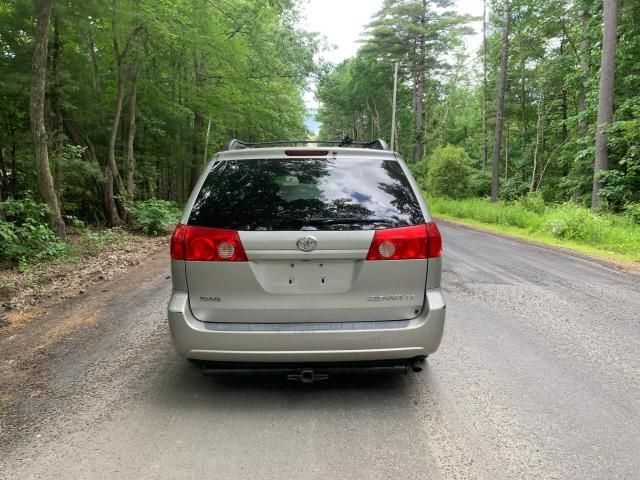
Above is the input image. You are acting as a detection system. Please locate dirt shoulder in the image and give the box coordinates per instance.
[0,232,170,448]
[0,230,168,322]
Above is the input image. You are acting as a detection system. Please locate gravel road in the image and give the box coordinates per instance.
[2,223,639,479]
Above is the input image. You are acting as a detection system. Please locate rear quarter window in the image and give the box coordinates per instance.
[188,157,424,231]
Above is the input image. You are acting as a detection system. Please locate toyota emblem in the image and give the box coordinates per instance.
[296,235,318,252]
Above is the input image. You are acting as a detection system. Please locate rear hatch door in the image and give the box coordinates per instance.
[184,152,428,323]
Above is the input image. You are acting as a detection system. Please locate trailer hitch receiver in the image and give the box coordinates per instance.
[287,368,329,383]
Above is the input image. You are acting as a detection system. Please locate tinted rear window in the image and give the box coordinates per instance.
[188,158,424,231]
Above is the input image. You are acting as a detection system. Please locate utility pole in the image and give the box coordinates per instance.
[391,61,399,151]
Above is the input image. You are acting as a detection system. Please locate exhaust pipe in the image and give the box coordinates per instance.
[410,358,426,372]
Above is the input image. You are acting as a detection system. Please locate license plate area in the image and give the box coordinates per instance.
[250,260,358,294]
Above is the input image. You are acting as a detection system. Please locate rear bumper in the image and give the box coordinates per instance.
[167,290,445,363]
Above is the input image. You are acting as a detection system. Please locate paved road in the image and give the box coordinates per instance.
[3,223,640,479]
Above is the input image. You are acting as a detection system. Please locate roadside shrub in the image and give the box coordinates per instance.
[468,170,492,197]
[500,178,529,201]
[426,145,472,199]
[624,202,640,224]
[127,199,181,235]
[427,195,640,260]
[541,203,607,242]
[409,159,429,190]
[427,196,541,230]
[517,192,546,215]
[0,196,68,265]
[1,195,50,225]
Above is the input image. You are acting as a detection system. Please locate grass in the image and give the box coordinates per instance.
[427,196,640,264]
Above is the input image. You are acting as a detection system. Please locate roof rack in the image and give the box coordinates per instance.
[223,137,390,151]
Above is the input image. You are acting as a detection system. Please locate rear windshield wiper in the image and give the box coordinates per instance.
[307,217,395,226]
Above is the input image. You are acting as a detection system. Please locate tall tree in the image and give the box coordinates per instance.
[578,5,591,139]
[492,0,509,202]
[592,0,618,210]
[29,0,66,238]
[364,0,472,162]
[125,60,138,209]
[482,0,488,171]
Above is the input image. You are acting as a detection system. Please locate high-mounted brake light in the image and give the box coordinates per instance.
[170,225,248,262]
[366,222,442,260]
[285,149,329,157]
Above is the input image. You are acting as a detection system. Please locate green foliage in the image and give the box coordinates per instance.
[468,170,492,198]
[1,195,50,225]
[425,146,472,199]
[409,159,429,190]
[0,197,68,265]
[500,178,530,202]
[317,1,473,161]
[541,203,607,242]
[318,0,640,209]
[126,199,181,235]
[517,192,546,215]
[81,229,123,250]
[0,0,317,224]
[624,202,640,224]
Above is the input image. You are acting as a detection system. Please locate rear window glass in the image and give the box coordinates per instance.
[188,158,424,231]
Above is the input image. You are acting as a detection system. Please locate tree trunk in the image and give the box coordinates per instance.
[29,0,66,239]
[482,0,488,171]
[505,123,509,181]
[203,118,212,165]
[578,8,591,138]
[125,61,138,222]
[592,0,618,210]
[105,0,138,226]
[10,138,17,195]
[520,53,527,158]
[413,72,425,163]
[190,112,204,191]
[0,147,6,204]
[87,28,101,97]
[561,35,569,178]
[531,86,544,192]
[413,1,427,163]
[492,0,509,202]
[104,65,126,226]
[51,16,64,194]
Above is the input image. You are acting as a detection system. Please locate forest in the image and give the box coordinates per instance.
[0,0,316,262]
[317,0,639,222]
[1,0,639,266]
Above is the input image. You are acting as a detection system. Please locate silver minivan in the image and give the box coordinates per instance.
[168,140,445,379]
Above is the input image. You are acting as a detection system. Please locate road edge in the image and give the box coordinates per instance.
[437,217,640,277]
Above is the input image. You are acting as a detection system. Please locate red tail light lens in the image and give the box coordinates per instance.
[170,224,187,260]
[366,222,442,260]
[425,222,442,258]
[170,225,248,262]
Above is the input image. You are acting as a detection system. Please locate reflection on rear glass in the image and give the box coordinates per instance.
[189,158,424,231]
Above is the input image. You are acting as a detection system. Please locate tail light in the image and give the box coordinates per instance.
[366,222,442,260]
[170,225,248,261]
[170,224,187,260]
